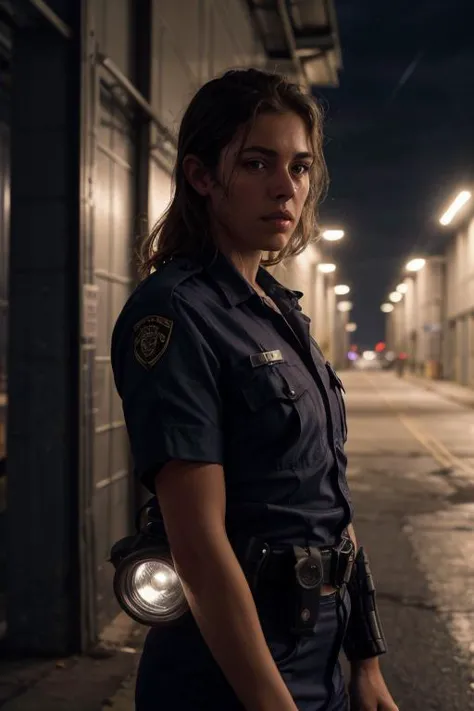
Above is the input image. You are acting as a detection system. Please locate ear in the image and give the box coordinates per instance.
[182,155,215,196]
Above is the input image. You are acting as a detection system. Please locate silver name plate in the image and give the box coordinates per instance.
[250,350,284,368]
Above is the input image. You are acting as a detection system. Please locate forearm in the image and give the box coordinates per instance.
[175,537,298,711]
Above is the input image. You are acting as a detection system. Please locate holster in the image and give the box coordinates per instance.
[342,546,388,661]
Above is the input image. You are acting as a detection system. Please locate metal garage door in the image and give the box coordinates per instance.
[91,69,136,633]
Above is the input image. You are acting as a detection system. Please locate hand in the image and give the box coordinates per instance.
[348,659,399,711]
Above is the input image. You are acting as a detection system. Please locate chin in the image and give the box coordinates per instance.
[261,233,291,252]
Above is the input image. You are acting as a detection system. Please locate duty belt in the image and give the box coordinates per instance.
[242,536,355,637]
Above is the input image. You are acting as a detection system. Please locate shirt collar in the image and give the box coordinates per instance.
[203,250,304,309]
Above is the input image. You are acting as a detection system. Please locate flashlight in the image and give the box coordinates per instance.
[110,501,189,626]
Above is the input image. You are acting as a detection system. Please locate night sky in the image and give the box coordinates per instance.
[317,0,474,349]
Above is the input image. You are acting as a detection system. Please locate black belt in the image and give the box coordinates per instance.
[260,538,354,589]
[241,536,355,637]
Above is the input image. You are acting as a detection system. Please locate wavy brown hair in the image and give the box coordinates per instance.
[138,68,328,279]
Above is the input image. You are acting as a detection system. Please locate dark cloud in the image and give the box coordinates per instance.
[316,0,474,347]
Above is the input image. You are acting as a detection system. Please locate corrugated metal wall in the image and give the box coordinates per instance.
[90,0,137,631]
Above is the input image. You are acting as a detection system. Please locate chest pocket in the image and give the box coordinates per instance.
[325,362,348,443]
[230,362,310,468]
[240,363,307,412]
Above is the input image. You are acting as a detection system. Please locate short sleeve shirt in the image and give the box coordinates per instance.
[111,251,353,548]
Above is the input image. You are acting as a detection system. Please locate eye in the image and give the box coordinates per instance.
[292,163,311,177]
[244,159,266,172]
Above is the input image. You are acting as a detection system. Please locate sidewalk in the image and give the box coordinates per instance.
[404,372,474,408]
[0,614,146,711]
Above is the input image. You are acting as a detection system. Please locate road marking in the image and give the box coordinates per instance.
[364,374,474,479]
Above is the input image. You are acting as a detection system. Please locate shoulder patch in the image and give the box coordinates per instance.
[133,315,173,369]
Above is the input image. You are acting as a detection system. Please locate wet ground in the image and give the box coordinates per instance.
[344,370,474,711]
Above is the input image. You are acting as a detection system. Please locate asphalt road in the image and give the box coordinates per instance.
[105,371,474,711]
[344,370,474,711]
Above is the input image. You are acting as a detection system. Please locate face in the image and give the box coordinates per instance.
[205,112,313,254]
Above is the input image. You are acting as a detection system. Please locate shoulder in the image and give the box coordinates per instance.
[114,258,202,331]
[111,258,218,382]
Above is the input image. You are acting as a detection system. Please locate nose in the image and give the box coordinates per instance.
[268,167,295,201]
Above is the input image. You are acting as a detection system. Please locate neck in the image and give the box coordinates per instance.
[217,243,263,289]
[210,218,263,289]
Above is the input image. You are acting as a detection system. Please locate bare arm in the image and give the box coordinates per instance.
[154,461,298,711]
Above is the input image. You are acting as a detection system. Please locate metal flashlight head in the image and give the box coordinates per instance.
[110,510,189,626]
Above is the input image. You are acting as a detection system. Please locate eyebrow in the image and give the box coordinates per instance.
[241,145,313,160]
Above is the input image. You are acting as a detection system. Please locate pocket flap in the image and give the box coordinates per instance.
[240,365,307,412]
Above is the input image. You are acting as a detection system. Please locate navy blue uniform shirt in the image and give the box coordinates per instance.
[111,251,353,548]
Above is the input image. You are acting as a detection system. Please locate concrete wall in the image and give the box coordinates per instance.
[385,211,474,384]
[444,216,474,385]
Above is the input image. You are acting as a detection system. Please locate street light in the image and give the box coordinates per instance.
[334,284,350,295]
[345,322,357,333]
[318,263,336,274]
[337,300,353,312]
[389,291,403,303]
[405,258,426,272]
[439,190,472,226]
[396,283,408,294]
[381,303,394,313]
[322,229,345,241]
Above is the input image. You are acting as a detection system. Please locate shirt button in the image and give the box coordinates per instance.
[287,387,297,398]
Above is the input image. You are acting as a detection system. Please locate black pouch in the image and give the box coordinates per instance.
[290,546,323,637]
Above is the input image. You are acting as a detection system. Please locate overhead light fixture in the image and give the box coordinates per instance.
[322,229,345,242]
[389,291,403,303]
[406,258,426,272]
[334,284,350,295]
[337,300,353,312]
[318,263,336,274]
[381,303,394,313]
[345,322,357,333]
[396,283,408,294]
[439,190,472,226]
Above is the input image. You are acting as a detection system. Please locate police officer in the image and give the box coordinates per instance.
[111,69,398,711]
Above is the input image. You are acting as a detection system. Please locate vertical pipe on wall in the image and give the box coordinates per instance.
[131,0,152,512]
[78,0,99,650]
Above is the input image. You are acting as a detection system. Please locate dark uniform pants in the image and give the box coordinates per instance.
[136,587,351,711]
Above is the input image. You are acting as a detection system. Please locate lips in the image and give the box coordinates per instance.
[262,211,294,221]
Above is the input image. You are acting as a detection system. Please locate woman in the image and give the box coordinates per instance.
[111,69,398,711]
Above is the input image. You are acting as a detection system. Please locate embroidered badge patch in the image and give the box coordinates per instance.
[133,315,173,369]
